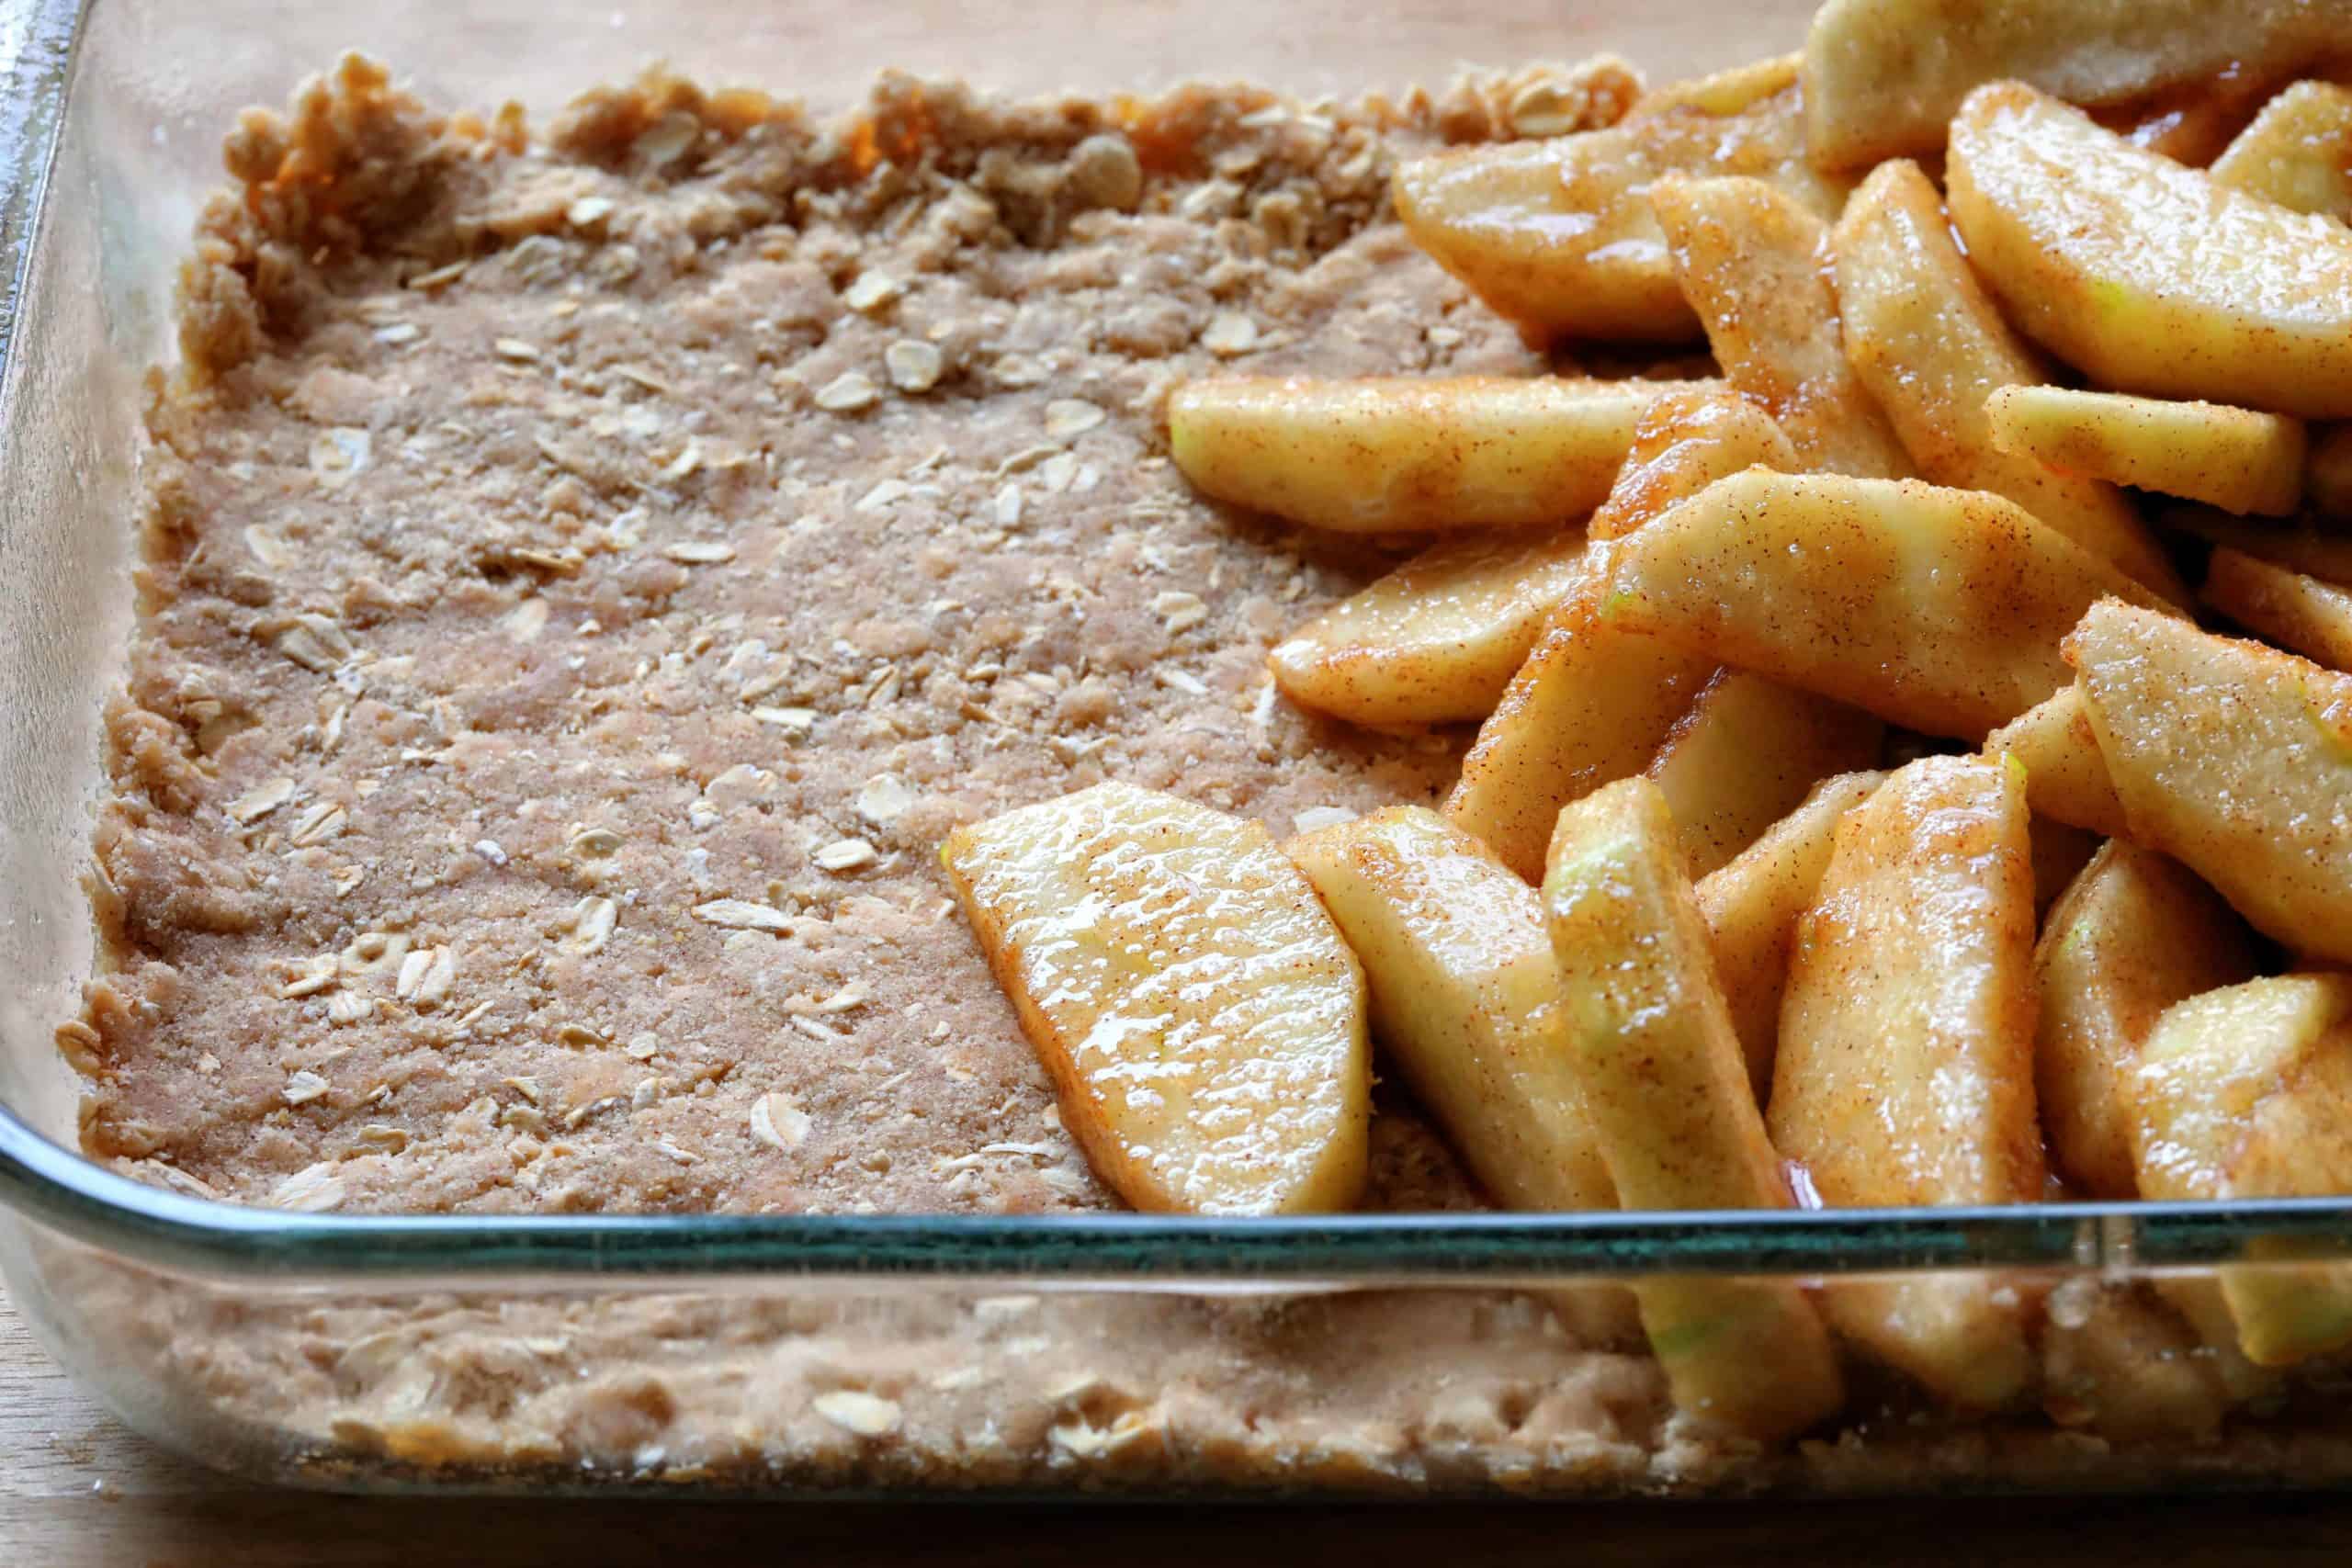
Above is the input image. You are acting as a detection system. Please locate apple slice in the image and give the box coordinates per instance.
[1694,770,1884,1099]
[1284,807,1616,1213]
[2211,80,2352,220]
[1286,806,1635,1346]
[1948,83,2352,418]
[1270,532,1592,727]
[1770,755,2043,1410]
[1981,685,2129,838]
[1168,376,1713,534]
[1984,385,2306,518]
[1633,52,1807,118]
[942,782,1370,1215]
[1601,469,2165,738]
[1393,60,1848,343]
[2132,975,2352,1365]
[2066,599,2352,963]
[2155,1278,2291,1408]
[2203,547,2352,672]
[2093,78,2290,168]
[1587,386,1798,541]
[1801,0,2350,168]
[1644,670,1883,879]
[1445,388,1802,880]
[1829,159,2184,600]
[1649,174,1911,479]
[1543,778,1844,1440]
[2036,842,2258,1199]
[2041,1280,2250,1444]
[1443,587,1711,884]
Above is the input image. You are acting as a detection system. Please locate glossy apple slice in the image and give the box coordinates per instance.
[1770,755,2043,1410]
[2036,842,2257,1199]
[1828,159,2183,599]
[2067,600,2352,963]
[1270,532,1592,728]
[1949,83,2352,418]
[1544,778,1844,1440]
[1169,376,1713,533]
[1601,469,2165,738]
[1650,174,1911,479]
[943,783,1370,1215]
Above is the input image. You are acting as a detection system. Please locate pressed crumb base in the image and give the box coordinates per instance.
[75,57,1614,1220]
[48,54,2349,1492]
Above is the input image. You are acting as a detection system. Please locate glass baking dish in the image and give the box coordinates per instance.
[7,0,2352,1497]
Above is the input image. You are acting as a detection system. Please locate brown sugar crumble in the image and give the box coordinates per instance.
[43,51,1751,1490]
[74,54,1649,1220]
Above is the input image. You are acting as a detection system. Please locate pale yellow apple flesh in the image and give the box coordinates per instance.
[1544,778,1844,1440]
[1949,83,2352,419]
[1770,755,2042,1410]
[1168,375,1714,533]
[942,783,1370,1215]
[1828,159,2184,598]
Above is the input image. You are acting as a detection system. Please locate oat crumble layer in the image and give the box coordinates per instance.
[40,53,1742,1488]
[70,55,1662,1218]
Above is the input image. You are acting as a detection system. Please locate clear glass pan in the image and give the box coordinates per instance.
[6,0,2352,1497]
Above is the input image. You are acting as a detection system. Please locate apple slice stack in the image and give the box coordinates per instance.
[943,0,2352,1445]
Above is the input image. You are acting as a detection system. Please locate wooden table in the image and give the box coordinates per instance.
[7,1274,2352,1566]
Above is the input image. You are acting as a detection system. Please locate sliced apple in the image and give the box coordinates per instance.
[1442,379,1812,880]
[1770,754,2042,1410]
[1694,769,1883,1100]
[1284,806,1616,1214]
[1443,586,1712,883]
[942,782,1369,1215]
[1393,62,1848,343]
[1644,670,1883,879]
[1285,807,1639,1345]
[2036,841,2259,1200]
[1982,687,2127,838]
[2155,1278,2292,1407]
[1948,83,2352,419]
[1587,386,1798,541]
[2211,80,2352,220]
[1543,778,1844,1441]
[1649,174,1911,479]
[1601,468,2165,738]
[1801,0,2351,168]
[2204,547,2352,672]
[1270,532,1591,727]
[2066,599,2352,963]
[2132,975,2352,1366]
[1829,160,2185,600]
[1167,376,1714,534]
[1632,52,1806,118]
[1984,385,2307,518]
[2092,78,2290,168]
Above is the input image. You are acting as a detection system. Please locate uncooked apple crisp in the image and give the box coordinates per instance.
[53,0,2352,1490]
